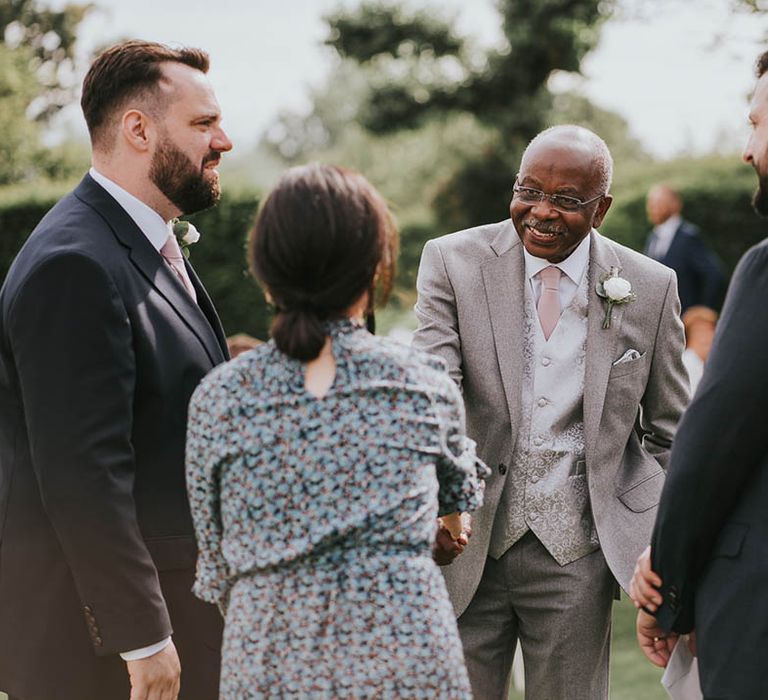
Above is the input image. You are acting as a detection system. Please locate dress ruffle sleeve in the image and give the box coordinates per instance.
[432,379,490,516]
[185,374,233,615]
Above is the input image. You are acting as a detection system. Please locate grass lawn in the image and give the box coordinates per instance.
[508,596,667,699]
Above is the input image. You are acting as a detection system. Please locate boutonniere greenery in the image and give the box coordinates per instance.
[171,218,201,259]
[596,266,636,329]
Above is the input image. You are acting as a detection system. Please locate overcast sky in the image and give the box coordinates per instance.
[48,0,766,159]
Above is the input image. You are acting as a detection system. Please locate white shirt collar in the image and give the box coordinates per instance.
[523,231,592,286]
[89,167,171,252]
[654,213,682,242]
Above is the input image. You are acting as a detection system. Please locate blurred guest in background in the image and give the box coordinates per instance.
[185,164,488,699]
[644,184,724,312]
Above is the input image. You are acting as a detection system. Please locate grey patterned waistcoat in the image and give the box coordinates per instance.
[488,269,599,565]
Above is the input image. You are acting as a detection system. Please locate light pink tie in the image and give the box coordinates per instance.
[537,266,561,340]
[160,234,197,302]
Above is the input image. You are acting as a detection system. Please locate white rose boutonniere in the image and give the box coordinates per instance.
[596,266,636,329]
[171,218,201,259]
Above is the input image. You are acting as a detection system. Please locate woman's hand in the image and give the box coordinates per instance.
[432,514,472,566]
[629,545,663,613]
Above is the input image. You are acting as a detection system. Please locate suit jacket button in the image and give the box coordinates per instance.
[498,463,507,475]
[94,636,103,646]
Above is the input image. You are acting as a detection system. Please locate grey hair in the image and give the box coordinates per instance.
[521,125,614,195]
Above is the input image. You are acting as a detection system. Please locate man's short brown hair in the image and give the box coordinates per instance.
[81,39,209,150]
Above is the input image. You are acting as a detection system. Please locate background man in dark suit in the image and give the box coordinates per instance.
[631,50,768,699]
[0,40,232,700]
[644,184,724,312]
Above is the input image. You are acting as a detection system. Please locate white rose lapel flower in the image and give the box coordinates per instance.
[172,218,201,259]
[596,266,636,329]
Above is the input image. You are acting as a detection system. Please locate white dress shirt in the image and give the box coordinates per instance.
[88,167,172,662]
[523,231,592,309]
[89,167,172,252]
[649,213,681,260]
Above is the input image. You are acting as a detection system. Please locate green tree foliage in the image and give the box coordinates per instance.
[0,0,93,184]
[321,0,616,231]
[325,0,612,138]
[0,43,42,184]
[1,0,93,121]
[605,155,763,276]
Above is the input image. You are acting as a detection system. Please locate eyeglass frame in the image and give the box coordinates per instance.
[512,176,606,212]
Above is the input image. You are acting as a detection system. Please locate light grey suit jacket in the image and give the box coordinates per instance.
[414,221,689,617]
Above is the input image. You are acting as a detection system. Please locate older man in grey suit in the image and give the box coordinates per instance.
[414,125,689,699]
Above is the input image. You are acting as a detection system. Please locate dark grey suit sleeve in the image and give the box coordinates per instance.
[413,239,464,387]
[652,242,768,633]
[9,252,171,655]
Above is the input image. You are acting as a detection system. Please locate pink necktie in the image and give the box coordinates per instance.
[160,234,197,302]
[537,266,561,340]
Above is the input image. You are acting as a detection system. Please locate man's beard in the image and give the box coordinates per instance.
[752,170,768,217]
[149,137,221,215]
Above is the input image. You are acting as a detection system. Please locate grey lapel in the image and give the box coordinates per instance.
[480,222,524,448]
[584,230,625,464]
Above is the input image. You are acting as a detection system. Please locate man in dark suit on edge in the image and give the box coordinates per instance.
[630,50,768,700]
[0,40,232,700]
[644,184,724,313]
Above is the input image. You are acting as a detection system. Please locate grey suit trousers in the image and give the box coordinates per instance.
[457,531,615,700]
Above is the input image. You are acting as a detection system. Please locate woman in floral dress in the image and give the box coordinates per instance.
[185,164,488,699]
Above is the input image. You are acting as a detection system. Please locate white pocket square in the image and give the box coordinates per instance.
[613,349,642,366]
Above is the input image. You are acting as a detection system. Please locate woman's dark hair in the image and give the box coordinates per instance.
[248,164,398,361]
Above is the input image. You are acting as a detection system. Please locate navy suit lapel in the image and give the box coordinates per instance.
[659,224,685,267]
[186,262,229,360]
[74,175,227,366]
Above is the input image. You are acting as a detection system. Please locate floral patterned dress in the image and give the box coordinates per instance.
[186,319,489,699]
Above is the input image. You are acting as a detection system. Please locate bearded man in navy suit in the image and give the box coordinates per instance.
[0,40,232,700]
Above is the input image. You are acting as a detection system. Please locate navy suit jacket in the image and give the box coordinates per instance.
[645,219,724,311]
[651,239,768,698]
[0,175,228,700]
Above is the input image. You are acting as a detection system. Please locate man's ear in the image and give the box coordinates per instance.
[592,194,613,229]
[121,109,154,154]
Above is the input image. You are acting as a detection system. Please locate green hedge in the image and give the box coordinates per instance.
[2,158,765,339]
[0,182,271,340]
[605,156,766,276]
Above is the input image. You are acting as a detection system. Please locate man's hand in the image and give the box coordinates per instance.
[126,640,181,700]
[636,608,678,668]
[629,545,663,613]
[433,514,472,566]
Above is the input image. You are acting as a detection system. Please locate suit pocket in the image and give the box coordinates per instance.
[608,352,648,380]
[617,469,665,512]
[710,522,749,559]
[144,535,198,572]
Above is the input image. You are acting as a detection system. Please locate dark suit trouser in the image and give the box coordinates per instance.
[160,568,223,700]
[2,568,221,700]
[457,531,615,700]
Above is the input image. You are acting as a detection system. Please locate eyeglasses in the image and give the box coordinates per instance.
[512,177,605,213]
